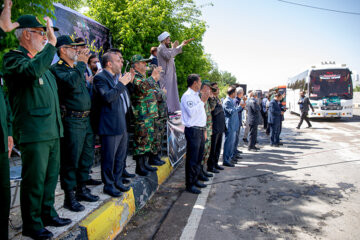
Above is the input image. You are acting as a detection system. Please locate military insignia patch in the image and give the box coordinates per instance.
[58,60,63,65]
[187,101,194,108]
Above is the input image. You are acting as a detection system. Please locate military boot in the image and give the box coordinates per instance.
[76,184,100,202]
[148,153,165,166]
[64,190,85,212]
[144,154,157,172]
[135,155,149,176]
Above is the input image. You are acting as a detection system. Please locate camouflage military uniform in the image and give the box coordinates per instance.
[131,70,158,156]
[201,98,214,165]
[147,77,167,155]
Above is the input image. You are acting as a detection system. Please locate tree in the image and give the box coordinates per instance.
[85,0,211,96]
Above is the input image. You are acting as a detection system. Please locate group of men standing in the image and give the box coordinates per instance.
[0,2,192,237]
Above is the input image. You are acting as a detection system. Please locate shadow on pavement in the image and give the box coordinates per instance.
[194,126,356,239]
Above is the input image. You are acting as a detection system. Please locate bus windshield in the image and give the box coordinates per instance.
[309,69,353,100]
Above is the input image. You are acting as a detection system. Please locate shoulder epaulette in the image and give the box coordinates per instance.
[11,49,22,53]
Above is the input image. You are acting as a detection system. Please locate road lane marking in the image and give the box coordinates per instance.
[180,177,214,240]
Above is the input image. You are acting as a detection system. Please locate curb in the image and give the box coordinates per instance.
[59,158,173,240]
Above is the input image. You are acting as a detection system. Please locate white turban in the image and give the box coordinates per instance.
[158,31,170,42]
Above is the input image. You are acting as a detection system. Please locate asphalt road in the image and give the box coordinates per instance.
[119,111,360,240]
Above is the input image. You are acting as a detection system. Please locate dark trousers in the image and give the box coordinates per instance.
[248,124,258,149]
[19,139,60,232]
[101,132,128,188]
[208,132,223,169]
[297,111,311,128]
[261,111,268,129]
[269,122,281,145]
[60,116,94,191]
[184,127,205,188]
[0,151,10,239]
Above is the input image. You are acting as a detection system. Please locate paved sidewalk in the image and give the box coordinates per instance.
[8,155,173,240]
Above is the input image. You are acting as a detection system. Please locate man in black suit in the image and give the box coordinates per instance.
[247,91,261,151]
[92,52,132,197]
[296,91,314,129]
[105,48,136,181]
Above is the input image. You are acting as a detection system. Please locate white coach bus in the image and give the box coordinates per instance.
[287,62,353,118]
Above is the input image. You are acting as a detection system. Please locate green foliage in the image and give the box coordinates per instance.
[0,0,56,62]
[0,0,237,98]
[85,0,213,96]
[354,85,360,92]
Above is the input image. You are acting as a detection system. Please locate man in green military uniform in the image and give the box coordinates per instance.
[199,80,215,182]
[147,66,167,166]
[0,1,18,238]
[50,35,99,212]
[2,15,71,239]
[130,55,162,176]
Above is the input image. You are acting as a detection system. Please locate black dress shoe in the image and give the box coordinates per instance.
[306,125,312,128]
[115,183,130,192]
[103,186,122,197]
[122,178,131,184]
[223,161,235,167]
[254,147,260,150]
[215,165,224,170]
[202,169,213,178]
[122,169,136,178]
[195,181,207,188]
[43,216,72,227]
[278,142,283,145]
[243,138,248,143]
[23,228,53,240]
[296,126,300,129]
[208,168,220,173]
[235,155,243,159]
[231,158,238,163]
[186,186,201,194]
[198,173,209,182]
[86,177,102,186]
[236,150,243,154]
[248,148,258,152]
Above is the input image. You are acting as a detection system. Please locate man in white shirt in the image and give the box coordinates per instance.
[180,74,209,194]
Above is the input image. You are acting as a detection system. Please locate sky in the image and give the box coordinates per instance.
[195,0,360,91]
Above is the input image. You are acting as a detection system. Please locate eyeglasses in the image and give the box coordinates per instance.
[28,30,47,36]
[62,46,78,49]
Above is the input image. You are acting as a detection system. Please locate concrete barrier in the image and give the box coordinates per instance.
[59,158,173,240]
